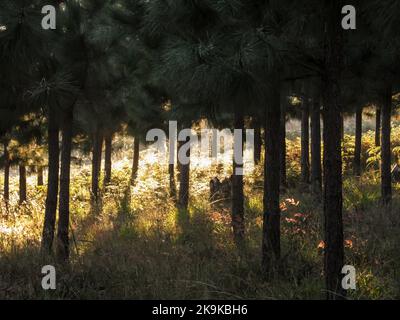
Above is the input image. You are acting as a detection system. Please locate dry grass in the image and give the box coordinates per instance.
[0,135,399,299]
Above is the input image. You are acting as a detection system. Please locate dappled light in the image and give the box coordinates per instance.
[1,0,400,303]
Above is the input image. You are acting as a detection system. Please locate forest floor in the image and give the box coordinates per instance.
[0,131,399,299]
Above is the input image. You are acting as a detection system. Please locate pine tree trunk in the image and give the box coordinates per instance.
[177,139,190,211]
[169,132,177,200]
[375,106,381,147]
[19,165,27,204]
[280,102,287,188]
[91,127,103,204]
[301,98,310,184]
[3,141,10,204]
[353,107,362,176]
[262,76,281,272]
[381,83,392,205]
[232,105,245,246]
[104,132,113,185]
[322,0,345,300]
[41,105,60,253]
[57,108,73,261]
[311,98,322,195]
[37,166,44,186]
[131,136,140,185]
[252,117,262,165]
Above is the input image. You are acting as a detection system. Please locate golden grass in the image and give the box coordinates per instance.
[0,134,399,299]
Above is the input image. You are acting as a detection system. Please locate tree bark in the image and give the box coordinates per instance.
[353,107,362,176]
[57,108,73,261]
[322,0,346,300]
[280,102,287,188]
[311,98,322,195]
[168,131,177,200]
[37,166,44,186]
[301,97,310,184]
[252,117,262,165]
[375,106,381,147]
[41,104,60,254]
[91,127,103,204]
[177,139,190,211]
[262,76,281,273]
[381,83,392,205]
[232,105,245,246]
[131,136,140,185]
[104,132,113,185]
[19,165,27,204]
[3,141,10,204]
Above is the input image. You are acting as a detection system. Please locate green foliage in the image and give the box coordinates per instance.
[1,0,400,301]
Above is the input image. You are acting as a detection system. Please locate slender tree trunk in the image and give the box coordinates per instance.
[57,108,73,261]
[311,97,322,195]
[262,76,281,273]
[3,141,10,204]
[41,105,60,253]
[322,0,345,300]
[252,117,262,165]
[91,127,103,204]
[381,83,392,205]
[232,105,245,246]
[37,166,44,186]
[104,132,113,185]
[19,165,27,204]
[177,139,190,211]
[280,102,287,188]
[375,106,381,147]
[353,107,362,176]
[130,136,140,185]
[169,130,177,200]
[301,98,310,184]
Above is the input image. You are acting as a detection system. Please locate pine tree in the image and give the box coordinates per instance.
[300,85,310,184]
[321,0,346,299]
[364,0,400,204]
[310,89,322,195]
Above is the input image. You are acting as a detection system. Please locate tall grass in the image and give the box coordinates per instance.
[0,134,399,299]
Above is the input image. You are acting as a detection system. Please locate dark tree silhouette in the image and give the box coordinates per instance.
[41,104,60,253]
[354,106,363,176]
[131,136,140,185]
[310,95,322,195]
[18,165,27,204]
[232,105,245,246]
[262,75,281,272]
[57,108,74,261]
[375,106,381,147]
[301,95,310,184]
[381,83,392,204]
[321,0,346,300]
[104,132,113,185]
